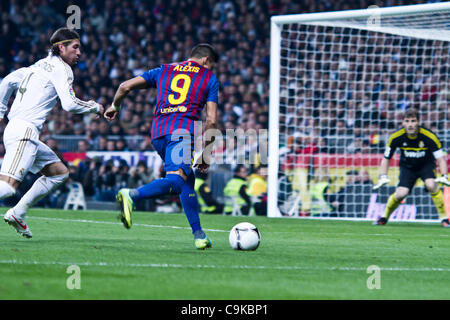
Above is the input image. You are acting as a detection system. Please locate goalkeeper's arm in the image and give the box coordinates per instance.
[373,157,391,190]
[435,156,450,186]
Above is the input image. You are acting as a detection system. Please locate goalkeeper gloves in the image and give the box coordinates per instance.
[435,174,450,186]
[373,174,391,190]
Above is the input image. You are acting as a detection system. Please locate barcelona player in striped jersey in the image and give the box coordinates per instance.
[373,108,450,227]
[104,44,219,249]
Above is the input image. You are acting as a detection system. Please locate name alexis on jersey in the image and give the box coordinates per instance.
[173,64,200,73]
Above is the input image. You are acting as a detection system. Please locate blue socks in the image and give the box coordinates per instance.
[130,172,202,234]
[132,174,185,200]
[179,171,201,234]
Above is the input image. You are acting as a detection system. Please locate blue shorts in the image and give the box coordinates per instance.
[152,134,194,177]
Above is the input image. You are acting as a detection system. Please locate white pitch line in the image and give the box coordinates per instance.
[28,216,228,233]
[0,259,449,272]
[25,216,450,237]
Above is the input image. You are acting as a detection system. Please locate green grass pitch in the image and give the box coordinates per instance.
[0,208,449,300]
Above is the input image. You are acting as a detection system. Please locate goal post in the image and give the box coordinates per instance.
[268,2,450,221]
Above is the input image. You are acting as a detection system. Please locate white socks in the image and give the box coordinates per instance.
[0,180,16,199]
[13,173,69,219]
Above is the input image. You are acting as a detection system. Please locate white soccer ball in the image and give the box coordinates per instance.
[229,222,261,251]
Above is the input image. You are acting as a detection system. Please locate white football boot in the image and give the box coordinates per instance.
[4,209,32,238]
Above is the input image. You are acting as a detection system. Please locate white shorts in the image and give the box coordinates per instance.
[1,118,61,182]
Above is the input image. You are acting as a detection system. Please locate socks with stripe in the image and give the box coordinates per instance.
[431,189,446,220]
[383,193,401,220]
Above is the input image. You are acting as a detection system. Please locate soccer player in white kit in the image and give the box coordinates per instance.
[0,28,104,238]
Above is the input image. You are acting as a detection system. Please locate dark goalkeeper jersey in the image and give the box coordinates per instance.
[383,126,444,170]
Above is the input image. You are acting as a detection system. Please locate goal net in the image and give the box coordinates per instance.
[268,2,450,222]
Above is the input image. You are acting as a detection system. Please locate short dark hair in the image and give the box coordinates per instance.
[234,165,247,174]
[195,170,208,180]
[403,108,419,120]
[50,28,80,56]
[190,43,219,63]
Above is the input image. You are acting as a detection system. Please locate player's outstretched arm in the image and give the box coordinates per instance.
[55,83,103,117]
[105,76,148,121]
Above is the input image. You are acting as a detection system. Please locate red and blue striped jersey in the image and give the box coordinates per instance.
[140,60,219,139]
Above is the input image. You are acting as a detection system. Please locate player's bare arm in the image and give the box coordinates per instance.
[437,156,448,176]
[435,156,450,186]
[373,157,391,190]
[378,157,390,177]
[104,76,148,121]
[194,101,218,173]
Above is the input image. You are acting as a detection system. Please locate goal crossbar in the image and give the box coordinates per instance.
[271,2,450,25]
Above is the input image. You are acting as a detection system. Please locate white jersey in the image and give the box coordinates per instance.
[0,54,100,133]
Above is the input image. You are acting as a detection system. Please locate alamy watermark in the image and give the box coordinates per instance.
[66,5,81,29]
[168,121,268,167]
[366,265,381,290]
[66,265,81,290]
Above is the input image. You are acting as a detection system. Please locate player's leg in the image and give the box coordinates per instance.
[117,134,211,248]
[169,135,211,248]
[1,122,38,238]
[6,138,69,238]
[117,135,186,228]
[134,135,186,197]
[132,165,211,248]
[375,166,414,225]
[1,175,30,238]
[12,161,69,221]
[0,120,30,199]
[423,172,449,227]
[0,175,19,199]
[177,169,200,232]
[383,187,408,218]
[117,169,185,229]
[178,169,211,249]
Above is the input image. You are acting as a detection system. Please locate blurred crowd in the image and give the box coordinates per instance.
[278,1,450,159]
[0,0,437,152]
[0,0,446,209]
